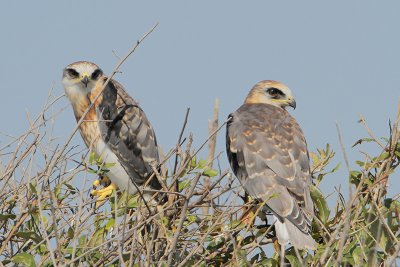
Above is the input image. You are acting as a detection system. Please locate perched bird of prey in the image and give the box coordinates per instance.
[62,61,162,204]
[226,80,317,250]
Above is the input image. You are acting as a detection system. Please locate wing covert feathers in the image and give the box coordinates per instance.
[226,103,316,250]
[92,77,162,190]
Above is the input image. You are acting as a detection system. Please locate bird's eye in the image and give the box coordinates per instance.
[266,87,283,98]
[66,68,79,78]
[91,69,103,80]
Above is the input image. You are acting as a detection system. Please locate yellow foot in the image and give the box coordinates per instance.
[91,183,118,208]
[92,176,111,188]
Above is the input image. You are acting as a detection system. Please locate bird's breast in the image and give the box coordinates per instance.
[95,138,136,194]
[78,109,101,150]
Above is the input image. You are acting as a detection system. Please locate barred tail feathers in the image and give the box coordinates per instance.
[274,216,317,250]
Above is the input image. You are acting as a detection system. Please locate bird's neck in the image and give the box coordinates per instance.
[69,92,100,149]
[66,91,97,126]
[63,85,91,120]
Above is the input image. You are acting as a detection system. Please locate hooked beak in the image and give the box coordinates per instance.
[288,98,296,109]
[81,75,89,88]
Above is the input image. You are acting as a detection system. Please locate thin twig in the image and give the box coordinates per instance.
[166,172,202,266]
[172,108,190,193]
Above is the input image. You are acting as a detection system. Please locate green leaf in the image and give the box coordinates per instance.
[203,168,218,177]
[255,227,270,238]
[54,183,62,199]
[236,249,250,266]
[256,258,278,267]
[190,156,197,168]
[285,254,301,267]
[105,218,115,231]
[229,220,246,230]
[342,239,357,255]
[15,231,42,243]
[310,185,330,224]
[330,162,341,173]
[207,236,225,250]
[197,159,207,169]
[0,213,16,221]
[78,235,87,247]
[161,216,169,226]
[241,235,255,245]
[179,178,191,191]
[127,195,139,208]
[37,244,48,255]
[64,183,77,194]
[29,182,37,195]
[103,162,116,168]
[11,253,36,267]
[41,260,54,267]
[88,151,96,164]
[67,227,74,239]
[379,227,389,252]
[373,152,390,162]
[341,253,355,265]
[62,246,73,255]
[355,160,365,167]
[88,228,105,247]
[187,214,198,224]
[352,138,375,147]
[309,152,320,166]
[87,169,97,174]
[349,171,362,186]
[89,251,103,262]
[384,198,400,212]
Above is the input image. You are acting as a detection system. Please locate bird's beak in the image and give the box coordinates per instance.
[288,98,296,109]
[81,75,89,88]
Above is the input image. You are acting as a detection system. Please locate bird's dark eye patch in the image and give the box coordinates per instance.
[65,68,79,78]
[91,69,103,80]
[266,87,284,98]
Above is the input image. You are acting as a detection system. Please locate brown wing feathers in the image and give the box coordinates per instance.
[93,77,162,190]
[226,104,313,234]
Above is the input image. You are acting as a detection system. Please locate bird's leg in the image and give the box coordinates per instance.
[280,243,286,267]
[239,192,258,225]
[273,238,288,266]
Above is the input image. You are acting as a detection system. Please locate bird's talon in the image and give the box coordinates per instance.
[90,183,118,208]
[92,179,101,188]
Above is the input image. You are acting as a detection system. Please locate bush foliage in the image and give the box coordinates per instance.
[1,32,399,266]
[0,92,399,267]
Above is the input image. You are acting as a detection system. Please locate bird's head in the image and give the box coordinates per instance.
[62,61,103,100]
[244,80,296,109]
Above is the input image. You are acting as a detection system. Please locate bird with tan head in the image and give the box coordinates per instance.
[226,80,317,250]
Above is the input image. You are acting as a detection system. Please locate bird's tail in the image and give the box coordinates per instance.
[274,216,317,250]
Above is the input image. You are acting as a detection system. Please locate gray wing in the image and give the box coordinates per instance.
[226,104,313,233]
[96,78,161,190]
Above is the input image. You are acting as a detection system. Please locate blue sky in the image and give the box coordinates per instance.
[0,1,399,203]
